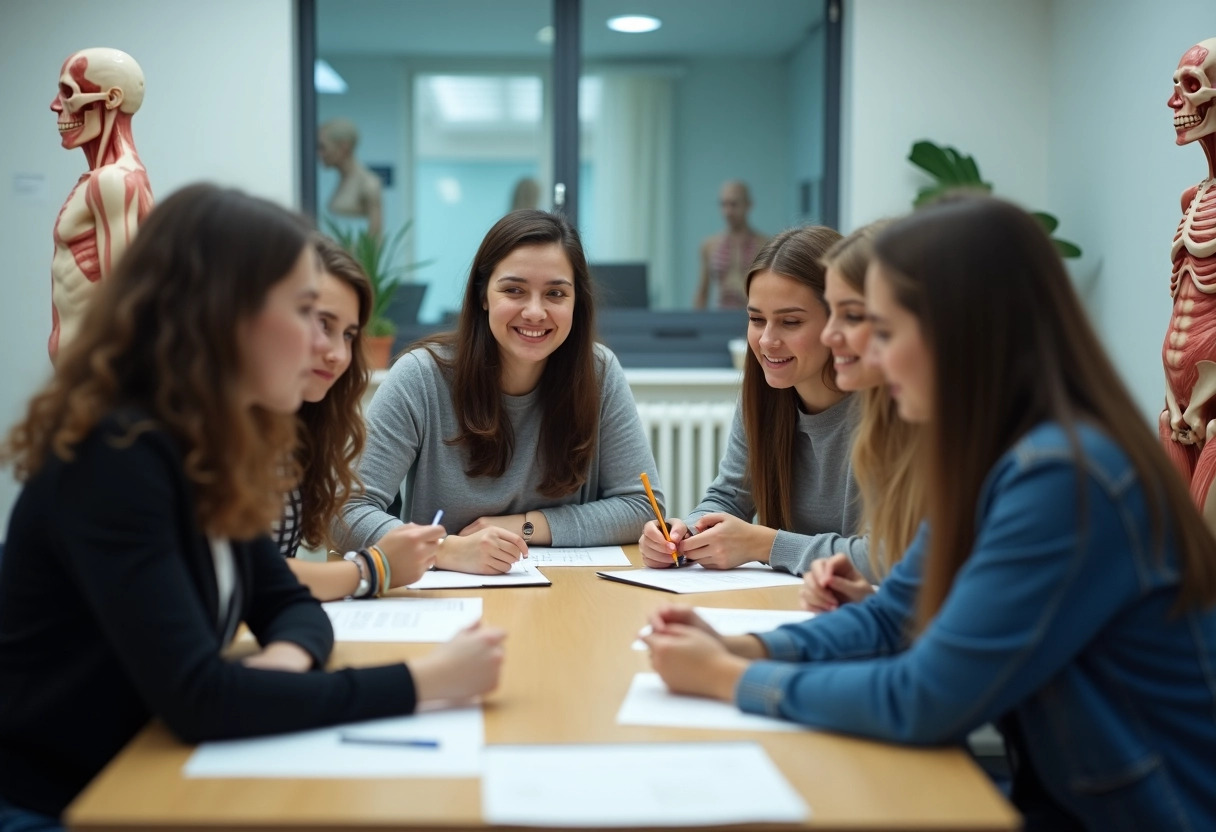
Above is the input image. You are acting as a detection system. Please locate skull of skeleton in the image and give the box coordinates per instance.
[1169,38,1216,146]
[49,48,145,150]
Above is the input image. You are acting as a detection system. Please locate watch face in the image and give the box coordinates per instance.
[522,521,535,540]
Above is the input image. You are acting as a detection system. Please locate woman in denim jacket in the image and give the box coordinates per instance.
[643,196,1216,831]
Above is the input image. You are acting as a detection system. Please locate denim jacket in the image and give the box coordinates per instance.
[736,422,1216,831]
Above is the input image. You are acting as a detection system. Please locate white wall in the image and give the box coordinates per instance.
[0,0,297,532]
[841,0,1052,229]
[841,0,1213,421]
[1047,0,1214,418]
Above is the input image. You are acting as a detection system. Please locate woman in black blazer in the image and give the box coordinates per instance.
[0,184,505,826]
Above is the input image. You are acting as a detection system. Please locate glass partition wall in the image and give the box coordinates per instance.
[305,0,838,338]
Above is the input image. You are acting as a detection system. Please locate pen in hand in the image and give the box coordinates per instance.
[639,472,680,567]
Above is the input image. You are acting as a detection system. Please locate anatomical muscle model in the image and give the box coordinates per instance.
[49,47,154,362]
[1162,37,1216,524]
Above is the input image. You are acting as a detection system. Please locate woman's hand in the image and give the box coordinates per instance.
[375,523,445,588]
[680,513,777,569]
[642,623,748,701]
[410,621,507,702]
[799,554,874,612]
[647,604,722,640]
[638,518,691,568]
[241,641,313,672]
[436,527,527,574]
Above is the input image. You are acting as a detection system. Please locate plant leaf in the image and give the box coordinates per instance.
[1032,212,1059,234]
[909,141,963,184]
[1053,238,1082,259]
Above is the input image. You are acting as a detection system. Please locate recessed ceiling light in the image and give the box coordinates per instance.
[314,59,348,94]
[607,14,661,34]
[536,25,555,44]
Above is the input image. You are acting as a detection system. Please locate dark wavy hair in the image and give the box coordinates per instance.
[420,210,600,497]
[871,195,1216,627]
[2,183,312,539]
[741,225,843,530]
[297,234,372,549]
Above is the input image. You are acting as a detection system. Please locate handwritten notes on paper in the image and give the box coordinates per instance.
[321,597,482,642]
[408,559,551,589]
[525,546,631,567]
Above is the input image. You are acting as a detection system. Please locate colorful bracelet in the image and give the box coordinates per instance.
[369,544,392,595]
[357,548,381,598]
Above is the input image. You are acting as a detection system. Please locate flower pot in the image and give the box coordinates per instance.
[364,335,395,369]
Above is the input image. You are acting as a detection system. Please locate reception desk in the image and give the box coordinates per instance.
[66,548,1019,832]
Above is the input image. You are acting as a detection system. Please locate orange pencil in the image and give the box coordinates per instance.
[639,472,679,566]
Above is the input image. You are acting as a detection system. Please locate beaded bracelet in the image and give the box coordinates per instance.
[369,544,392,595]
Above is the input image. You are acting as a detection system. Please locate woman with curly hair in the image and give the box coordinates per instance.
[0,184,505,827]
[277,235,441,600]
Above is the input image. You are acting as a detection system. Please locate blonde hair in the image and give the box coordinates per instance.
[822,220,923,577]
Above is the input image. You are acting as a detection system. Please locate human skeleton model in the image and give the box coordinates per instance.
[49,47,153,362]
[318,118,383,239]
[1162,37,1216,523]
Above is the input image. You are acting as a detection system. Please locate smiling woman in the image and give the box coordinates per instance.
[336,209,664,576]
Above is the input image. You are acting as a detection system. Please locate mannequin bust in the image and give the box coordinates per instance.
[318,118,383,239]
[1160,36,1216,525]
[694,180,769,309]
[49,47,154,361]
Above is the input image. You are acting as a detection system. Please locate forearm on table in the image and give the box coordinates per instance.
[286,558,360,603]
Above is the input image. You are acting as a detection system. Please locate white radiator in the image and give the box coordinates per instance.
[635,401,736,519]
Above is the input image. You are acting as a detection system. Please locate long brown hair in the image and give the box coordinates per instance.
[822,220,922,578]
[741,225,843,529]
[2,183,312,539]
[422,210,600,497]
[871,196,1216,628]
[297,234,372,549]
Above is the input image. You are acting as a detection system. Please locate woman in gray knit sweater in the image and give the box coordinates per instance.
[337,211,663,575]
[639,226,871,580]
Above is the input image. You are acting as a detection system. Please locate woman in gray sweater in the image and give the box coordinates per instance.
[639,226,870,580]
[337,210,663,575]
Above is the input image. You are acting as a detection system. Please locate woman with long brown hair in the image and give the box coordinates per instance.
[338,209,661,574]
[642,196,1216,831]
[639,225,871,579]
[276,235,441,600]
[0,185,505,826]
[799,221,924,612]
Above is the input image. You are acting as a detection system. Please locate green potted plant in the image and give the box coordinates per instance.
[325,220,428,369]
[908,140,1082,258]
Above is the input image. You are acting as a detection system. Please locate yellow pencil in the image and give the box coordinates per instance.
[639,472,679,566]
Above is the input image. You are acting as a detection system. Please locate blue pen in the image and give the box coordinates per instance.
[431,509,444,527]
[339,732,440,749]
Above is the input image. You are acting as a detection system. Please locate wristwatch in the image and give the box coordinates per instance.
[521,511,535,542]
[343,551,371,599]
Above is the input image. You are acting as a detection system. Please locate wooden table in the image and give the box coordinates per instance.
[66,548,1020,831]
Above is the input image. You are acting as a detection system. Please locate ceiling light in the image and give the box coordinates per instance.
[607,14,661,34]
[314,59,348,94]
[536,25,555,44]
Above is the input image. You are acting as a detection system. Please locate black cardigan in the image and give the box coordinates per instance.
[0,412,417,816]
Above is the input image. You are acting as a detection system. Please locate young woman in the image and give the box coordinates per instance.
[642,196,1216,831]
[277,235,440,600]
[800,221,924,612]
[337,210,662,574]
[0,185,505,826]
[639,226,871,578]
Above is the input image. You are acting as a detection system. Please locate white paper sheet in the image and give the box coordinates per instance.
[525,545,631,566]
[616,672,806,733]
[321,597,482,642]
[482,742,807,826]
[184,704,484,778]
[597,561,802,593]
[632,606,815,650]
[408,559,551,589]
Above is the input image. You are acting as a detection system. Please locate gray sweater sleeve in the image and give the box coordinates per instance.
[685,402,874,581]
[333,350,426,551]
[542,347,665,545]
